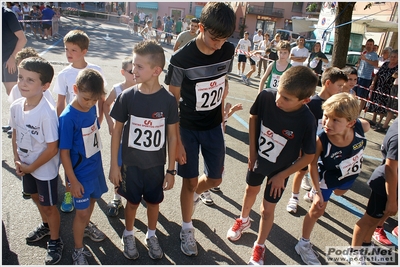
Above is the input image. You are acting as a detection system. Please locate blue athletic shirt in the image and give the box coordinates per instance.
[59,105,102,181]
[318,120,366,188]
[250,89,316,176]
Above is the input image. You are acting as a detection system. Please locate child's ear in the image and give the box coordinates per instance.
[153,66,163,76]
[302,97,311,104]
[73,84,79,94]
[348,119,357,128]
[120,69,125,76]
[42,82,51,91]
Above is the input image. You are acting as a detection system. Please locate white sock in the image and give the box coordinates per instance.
[193,192,200,201]
[182,221,193,230]
[146,229,156,239]
[240,216,249,223]
[123,229,135,237]
[114,193,121,201]
[301,237,310,243]
[255,242,265,248]
[291,193,299,199]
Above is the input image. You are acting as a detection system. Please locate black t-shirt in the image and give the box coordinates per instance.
[3,7,23,63]
[110,86,179,169]
[165,39,235,130]
[307,94,325,133]
[249,89,316,176]
[308,51,328,75]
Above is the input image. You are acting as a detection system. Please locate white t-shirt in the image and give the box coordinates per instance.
[237,38,251,55]
[290,46,309,67]
[52,63,107,105]
[253,34,263,49]
[10,96,59,181]
[8,84,56,106]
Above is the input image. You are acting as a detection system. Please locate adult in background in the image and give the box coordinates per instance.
[30,5,43,39]
[355,38,379,114]
[2,6,27,96]
[41,4,55,40]
[173,17,199,52]
[235,31,251,76]
[155,16,163,43]
[374,47,392,75]
[11,2,23,29]
[175,18,183,35]
[290,35,309,67]
[369,49,398,132]
[268,33,281,62]
[22,2,31,33]
[163,16,173,46]
[307,42,329,86]
[255,32,271,78]
[252,29,263,50]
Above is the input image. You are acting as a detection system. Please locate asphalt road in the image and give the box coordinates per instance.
[2,15,398,265]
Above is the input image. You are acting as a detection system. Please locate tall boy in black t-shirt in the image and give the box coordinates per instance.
[226,66,318,265]
[164,2,236,257]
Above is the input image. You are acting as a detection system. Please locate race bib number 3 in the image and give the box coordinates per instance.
[128,116,165,151]
[338,149,363,180]
[82,119,102,158]
[270,73,281,89]
[195,75,225,111]
[258,124,287,163]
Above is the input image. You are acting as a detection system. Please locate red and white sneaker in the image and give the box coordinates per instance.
[248,243,265,265]
[392,226,398,237]
[227,218,251,241]
[372,227,393,246]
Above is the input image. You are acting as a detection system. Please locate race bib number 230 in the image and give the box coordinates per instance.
[128,115,165,151]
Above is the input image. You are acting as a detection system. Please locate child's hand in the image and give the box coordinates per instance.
[384,200,398,217]
[108,122,114,136]
[70,181,84,198]
[15,161,31,175]
[248,151,258,171]
[313,191,324,209]
[163,173,175,190]
[109,165,122,187]
[14,161,26,176]
[176,142,187,165]
[231,103,243,113]
[267,172,286,199]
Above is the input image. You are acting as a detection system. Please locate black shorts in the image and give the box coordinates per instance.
[249,58,256,66]
[238,54,247,63]
[246,169,289,204]
[355,78,372,99]
[42,23,51,30]
[2,61,18,83]
[22,174,59,206]
[117,164,164,205]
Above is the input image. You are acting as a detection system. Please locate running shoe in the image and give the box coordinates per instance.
[248,243,265,265]
[122,235,139,260]
[392,226,398,237]
[295,239,321,265]
[227,218,251,241]
[26,223,50,243]
[45,238,64,265]
[180,228,198,256]
[60,192,74,213]
[2,125,11,132]
[84,222,105,242]
[303,191,314,203]
[372,227,393,246]
[301,174,312,191]
[145,236,163,259]
[107,199,123,217]
[200,190,214,206]
[210,186,221,192]
[286,197,299,213]
[72,248,92,265]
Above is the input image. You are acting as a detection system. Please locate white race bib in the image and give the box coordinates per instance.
[270,73,281,89]
[258,124,288,163]
[338,149,363,180]
[128,115,165,151]
[82,119,102,158]
[195,76,225,111]
[317,118,323,134]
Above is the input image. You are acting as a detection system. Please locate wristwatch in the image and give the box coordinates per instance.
[166,169,177,175]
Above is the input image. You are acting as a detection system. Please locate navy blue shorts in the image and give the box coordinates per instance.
[238,54,247,63]
[178,125,225,179]
[320,179,355,202]
[22,174,58,206]
[249,58,256,66]
[355,77,372,99]
[366,176,394,218]
[246,169,289,204]
[73,169,108,210]
[117,164,164,205]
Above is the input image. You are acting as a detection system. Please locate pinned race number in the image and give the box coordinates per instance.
[128,115,165,151]
[195,75,225,111]
[82,119,102,158]
[258,123,287,163]
[338,149,363,180]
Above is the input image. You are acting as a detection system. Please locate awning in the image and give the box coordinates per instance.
[136,2,158,10]
[291,17,318,33]
[351,18,398,33]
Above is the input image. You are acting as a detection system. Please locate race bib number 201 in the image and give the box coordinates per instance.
[258,124,287,163]
[195,75,225,111]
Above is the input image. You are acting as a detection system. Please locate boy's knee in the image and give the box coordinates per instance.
[245,184,261,195]
[183,179,198,192]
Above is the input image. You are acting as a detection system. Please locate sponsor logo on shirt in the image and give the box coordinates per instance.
[282,129,294,139]
[353,141,363,150]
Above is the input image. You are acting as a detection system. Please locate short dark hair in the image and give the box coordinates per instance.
[15,47,39,64]
[279,66,317,100]
[75,69,106,99]
[366,38,375,44]
[18,57,54,85]
[191,17,199,24]
[342,66,358,76]
[200,2,235,39]
[321,67,348,85]
[133,40,165,69]
[122,56,132,70]
[64,30,90,50]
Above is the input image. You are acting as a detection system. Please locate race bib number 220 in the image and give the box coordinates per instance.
[195,75,225,111]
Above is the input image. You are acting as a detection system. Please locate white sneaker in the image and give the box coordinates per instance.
[199,190,214,206]
[301,174,312,191]
[237,70,241,75]
[303,191,314,203]
[295,239,321,265]
[345,248,366,265]
[286,197,299,213]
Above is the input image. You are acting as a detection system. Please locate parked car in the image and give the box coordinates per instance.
[345,51,361,67]
[277,29,300,42]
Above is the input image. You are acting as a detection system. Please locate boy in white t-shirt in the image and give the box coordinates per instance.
[103,56,136,217]
[11,57,62,265]
[235,31,251,75]
[52,30,107,213]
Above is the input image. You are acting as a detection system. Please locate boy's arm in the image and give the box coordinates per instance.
[227,103,243,118]
[359,118,370,133]
[258,63,273,93]
[15,141,58,174]
[248,114,258,171]
[164,122,178,190]
[97,94,106,125]
[60,149,84,198]
[109,120,124,186]
[11,129,24,176]
[309,137,324,208]
[103,90,117,135]
[168,85,186,165]
[384,157,398,216]
[56,94,66,117]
